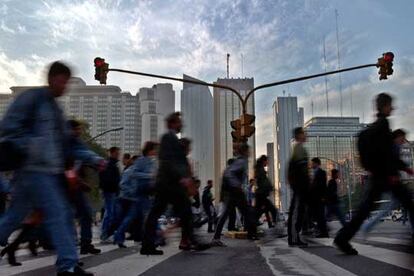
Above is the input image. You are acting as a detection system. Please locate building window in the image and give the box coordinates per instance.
[148,103,156,114]
[148,90,155,100]
[150,116,158,140]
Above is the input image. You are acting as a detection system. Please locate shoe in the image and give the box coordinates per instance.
[189,242,210,251]
[140,247,163,255]
[1,246,22,266]
[29,241,38,256]
[57,265,94,275]
[207,229,215,233]
[334,237,358,255]
[210,239,227,247]
[247,235,260,241]
[314,233,329,238]
[80,244,101,255]
[288,240,308,248]
[117,243,127,249]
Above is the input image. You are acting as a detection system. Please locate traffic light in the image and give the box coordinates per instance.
[231,119,243,142]
[94,57,109,84]
[240,113,255,138]
[377,52,394,80]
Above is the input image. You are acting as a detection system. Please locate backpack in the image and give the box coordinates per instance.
[357,124,377,170]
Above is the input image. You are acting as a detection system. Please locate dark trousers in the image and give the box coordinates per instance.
[0,193,6,216]
[227,207,237,231]
[214,189,256,239]
[288,192,306,243]
[336,174,414,241]
[72,192,93,247]
[203,204,215,232]
[142,185,193,249]
[327,202,346,226]
[255,195,278,227]
[310,199,328,235]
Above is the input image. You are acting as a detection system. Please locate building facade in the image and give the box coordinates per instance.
[138,83,175,144]
[272,96,304,211]
[304,117,367,195]
[213,78,256,200]
[266,142,275,204]
[181,74,214,188]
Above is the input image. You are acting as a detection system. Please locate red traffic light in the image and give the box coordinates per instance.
[383,52,394,63]
[94,57,105,67]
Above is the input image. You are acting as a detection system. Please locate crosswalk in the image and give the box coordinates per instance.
[1,230,413,276]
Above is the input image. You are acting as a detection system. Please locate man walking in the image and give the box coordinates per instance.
[287,127,310,247]
[202,180,215,233]
[309,157,329,238]
[326,169,346,226]
[334,93,414,255]
[141,112,209,255]
[0,61,99,275]
[99,147,121,241]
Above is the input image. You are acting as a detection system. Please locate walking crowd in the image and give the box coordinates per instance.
[0,61,413,275]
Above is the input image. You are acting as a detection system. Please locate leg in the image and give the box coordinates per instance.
[142,192,168,250]
[234,191,257,238]
[213,199,232,240]
[101,192,116,239]
[227,206,237,231]
[114,200,139,245]
[391,183,414,234]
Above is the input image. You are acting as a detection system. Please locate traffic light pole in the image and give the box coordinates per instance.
[108,63,378,115]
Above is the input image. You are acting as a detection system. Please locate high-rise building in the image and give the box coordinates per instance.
[5,77,141,154]
[272,96,304,211]
[138,83,175,144]
[304,116,366,195]
[213,77,255,200]
[181,74,214,188]
[266,142,275,204]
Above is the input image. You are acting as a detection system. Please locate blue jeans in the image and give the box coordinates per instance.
[0,171,78,272]
[72,191,93,246]
[114,198,139,244]
[101,192,117,239]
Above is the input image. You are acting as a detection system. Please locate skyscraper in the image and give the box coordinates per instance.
[266,142,275,204]
[138,83,175,144]
[213,77,255,200]
[181,74,214,188]
[272,96,304,211]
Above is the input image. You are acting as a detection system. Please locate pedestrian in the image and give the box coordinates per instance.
[255,155,278,229]
[247,179,255,207]
[0,174,9,216]
[0,61,102,275]
[202,180,215,233]
[361,129,414,235]
[140,112,209,255]
[99,147,121,242]
[309,157,329,238]
[326,169,347,226]
[334,93,414,255]
[67,120,101,255]
[287,127,310,247]
[122,153,131,171]
[211,143,258,247]
[220,158,238,232]
[113,142,158,248]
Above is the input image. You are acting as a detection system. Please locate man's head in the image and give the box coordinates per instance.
[331,169,339,180]
[142,141,159,157]
[48,61,72,97]
[311,157,321,169]
[392,129,407,146]
[166,112,183,133]
[256,155,268,167]
[376,93,393,117]
[108,147,120,160]
[122,153,131,166]
[67,119,82,138]
[294,127,306,143]
[207,180,213,188]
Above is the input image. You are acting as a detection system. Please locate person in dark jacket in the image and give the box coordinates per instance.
[326,169,346,226]
[141,112,209,255]
[211,143,258,247]
[100,146,121,241]
[202,180,215,233]
[255,155,278,228]
[309,157,329,238]
[287,127,310,247]
[335,93,414,255]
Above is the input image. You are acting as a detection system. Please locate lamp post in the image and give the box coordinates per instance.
[88,127,124,142]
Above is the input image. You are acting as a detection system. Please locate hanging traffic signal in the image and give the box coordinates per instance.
[94,57,109,84]
[240,113,255,138]
[377,52,394,80]
[231,119,243,142]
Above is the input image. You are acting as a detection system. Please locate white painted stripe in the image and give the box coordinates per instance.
[312,238,414,272]
[259,239,357,276]
[2,243,119,276]
[364,236,412,246]
[88,241,181,276]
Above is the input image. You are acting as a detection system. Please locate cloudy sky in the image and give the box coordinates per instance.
[1,0,414,156]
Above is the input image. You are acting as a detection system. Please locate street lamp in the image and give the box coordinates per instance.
[88,127,124,142]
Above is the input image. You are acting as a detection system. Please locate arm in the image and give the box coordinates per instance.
[70,138,103,166]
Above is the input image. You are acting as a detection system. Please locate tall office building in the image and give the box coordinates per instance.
[304,117,366,194]
[138,83,175,144]
[5,77,142,154]
[266,142,275,204]
[213,77,255,200]
[181,74,214,188]
[272,96,304,211]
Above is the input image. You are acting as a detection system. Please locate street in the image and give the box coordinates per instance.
[2,221,413,276]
